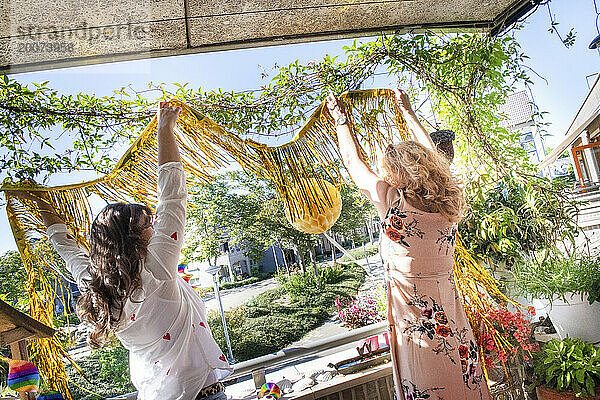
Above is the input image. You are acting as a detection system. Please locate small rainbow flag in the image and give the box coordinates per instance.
[177,262,188,274]
[7,359,40,392]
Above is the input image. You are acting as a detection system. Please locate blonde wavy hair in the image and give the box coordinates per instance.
[379,141,465,222]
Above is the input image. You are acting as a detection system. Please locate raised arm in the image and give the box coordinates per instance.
[394,88,435,150]
[157,101,182,165]
[145,101,187,280]
[4,190,92,289]
[326,93,391,214]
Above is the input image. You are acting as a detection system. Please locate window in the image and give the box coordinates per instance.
[519,131,534,145]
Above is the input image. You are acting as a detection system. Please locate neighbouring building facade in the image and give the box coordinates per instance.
[499,90,546,165]
[186,241,288,287]
[540,73,600,251]
[541,73,600,191]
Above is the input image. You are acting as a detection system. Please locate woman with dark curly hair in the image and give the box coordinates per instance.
[326,89,489,400]
[10,101,232,400]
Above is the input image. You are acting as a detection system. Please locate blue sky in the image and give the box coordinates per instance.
[1,0,599,253]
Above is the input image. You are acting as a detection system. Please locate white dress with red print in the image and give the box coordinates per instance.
[47,161,232,400]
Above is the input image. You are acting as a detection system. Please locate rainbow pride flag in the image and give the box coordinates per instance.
[177,262,188,274]
[7,359,40,392]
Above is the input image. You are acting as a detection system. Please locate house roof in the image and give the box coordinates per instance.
[540,73,600,169]
[1,0,540,74]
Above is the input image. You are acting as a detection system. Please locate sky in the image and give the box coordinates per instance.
[1,0,599,253]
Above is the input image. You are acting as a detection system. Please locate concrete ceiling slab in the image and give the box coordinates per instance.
[0,0,539,74]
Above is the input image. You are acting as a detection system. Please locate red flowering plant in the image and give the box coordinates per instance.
[335,294,384,329]
[476,305,538,370]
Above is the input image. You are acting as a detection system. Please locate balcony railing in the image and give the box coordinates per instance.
[109,322,389,400]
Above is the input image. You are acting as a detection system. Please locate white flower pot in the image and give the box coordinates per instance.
[547,293,600,344]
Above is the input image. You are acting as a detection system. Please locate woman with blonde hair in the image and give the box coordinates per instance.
[326,89,489,400]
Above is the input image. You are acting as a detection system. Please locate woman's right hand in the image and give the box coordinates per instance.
[326,93,346,120]
[393,88,414,115]
[157,100,182,131]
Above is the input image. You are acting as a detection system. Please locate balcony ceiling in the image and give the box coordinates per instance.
[1,0,539,74]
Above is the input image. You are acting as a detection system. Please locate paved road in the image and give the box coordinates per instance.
[202,277,279,312]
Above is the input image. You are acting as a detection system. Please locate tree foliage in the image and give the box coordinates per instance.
[182,171,376,273]
[1,30,580,271]
[1,32,538,183]
[331,184,378,242]
[0,251,28,306]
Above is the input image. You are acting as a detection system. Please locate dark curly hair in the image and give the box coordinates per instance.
[77,203,153,348]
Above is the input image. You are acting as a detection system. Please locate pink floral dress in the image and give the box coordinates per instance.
[380,189,490,400]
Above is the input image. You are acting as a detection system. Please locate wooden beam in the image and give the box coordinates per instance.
[0,300,55,340]
[0,327,36,346]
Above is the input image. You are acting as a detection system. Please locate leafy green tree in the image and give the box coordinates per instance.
[0,77,152,181]
[183,180,238,281]
[331,185,378,243]
[0,32,536,184]
[0,251,28,307]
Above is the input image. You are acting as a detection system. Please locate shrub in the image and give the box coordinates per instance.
[534,337,600,397]
[194,274,270,296]
[221,276,259,290]
[319,264,344,284]
[195,286,213,297]
[279,269,324,299]
[65,342,134,400]
[53,312,80,328]
[96,343,131,387]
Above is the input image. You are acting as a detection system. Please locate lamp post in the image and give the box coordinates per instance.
[206,264,234,364]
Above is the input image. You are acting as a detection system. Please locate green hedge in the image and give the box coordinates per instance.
[196,274,271,296]
[338,243,379,262]
[208,262,366,362]
[65,342,134,400]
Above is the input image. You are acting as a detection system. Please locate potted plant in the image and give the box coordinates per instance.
[477,305,538,370]
[533,337,600,400]
[512,252,600,343]
[475,305,538,398]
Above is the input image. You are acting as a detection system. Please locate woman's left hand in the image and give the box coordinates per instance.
[326,93,346,119]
